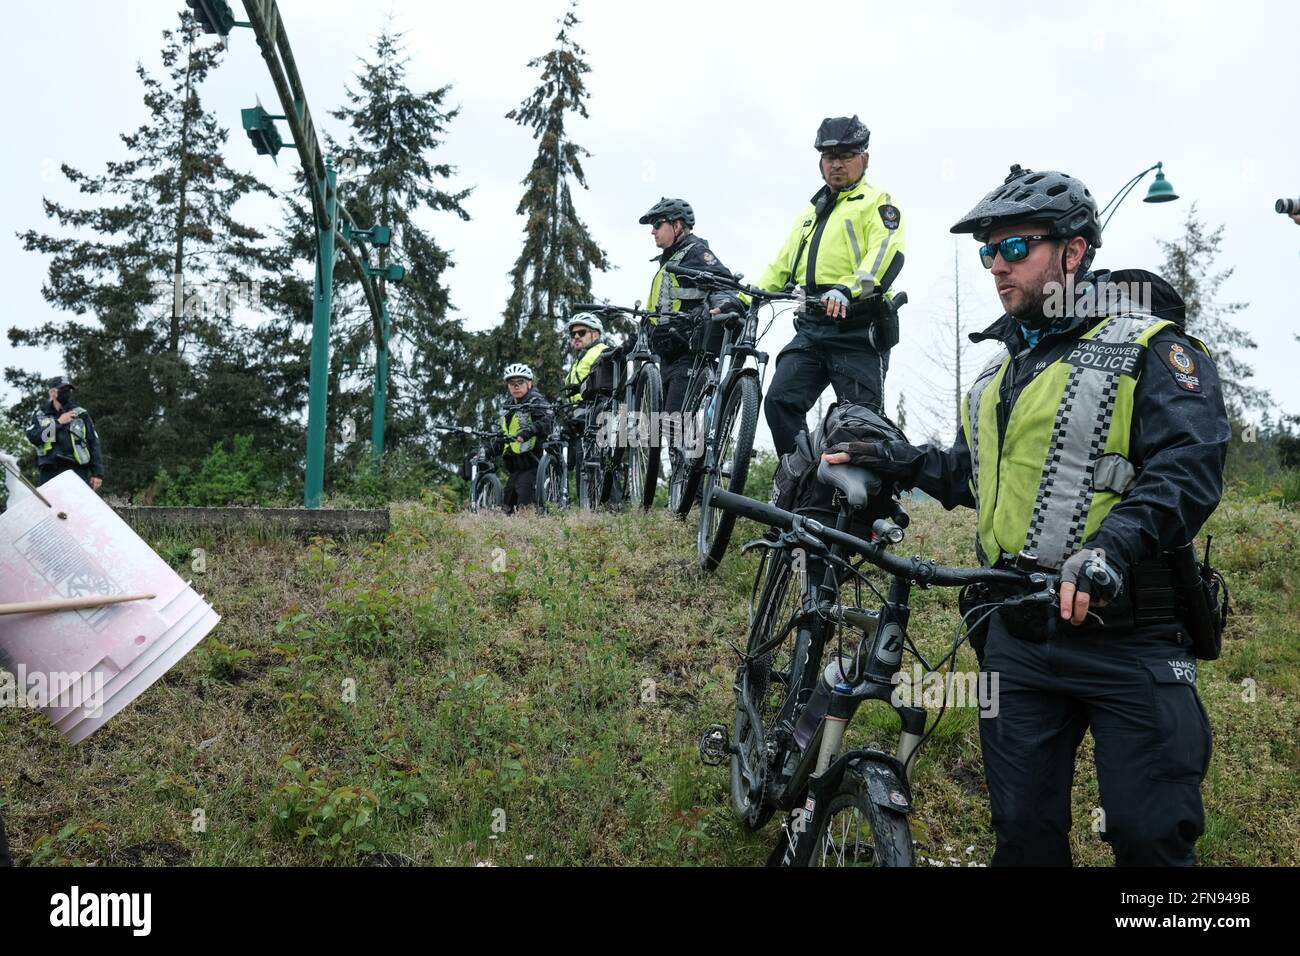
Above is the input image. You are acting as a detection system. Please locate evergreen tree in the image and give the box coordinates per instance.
[1158,203,1265,416]
[7,11,287,495]
[472,1,611,422]
[325,26,472,474]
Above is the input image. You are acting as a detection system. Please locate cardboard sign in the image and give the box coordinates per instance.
[0,471,219,743]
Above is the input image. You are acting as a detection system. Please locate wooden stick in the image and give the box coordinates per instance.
[0,594,155,616]
[0,456,51,509]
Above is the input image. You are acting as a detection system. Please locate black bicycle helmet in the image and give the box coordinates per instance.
[638,197,695,228]
[950,164,1102,248]
[814,115,870,151]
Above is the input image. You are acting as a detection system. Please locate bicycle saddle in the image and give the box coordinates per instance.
[816,460,882,510]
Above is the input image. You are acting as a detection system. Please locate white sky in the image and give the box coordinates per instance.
[2,0,1297,450]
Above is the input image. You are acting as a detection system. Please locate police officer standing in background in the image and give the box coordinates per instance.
[638,198,742,419]
[25,375,104,491]
[824,165,1230,865]
[754,116,906,456]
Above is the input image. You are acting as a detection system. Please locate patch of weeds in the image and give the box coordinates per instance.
[270,757,379,863]
[200,638,254,681]
[30,819,111,866]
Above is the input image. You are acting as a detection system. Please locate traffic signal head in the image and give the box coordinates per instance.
[241,106,283,159]
[186,0,237,36]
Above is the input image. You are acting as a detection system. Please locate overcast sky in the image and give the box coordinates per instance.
[3,0,1297,450]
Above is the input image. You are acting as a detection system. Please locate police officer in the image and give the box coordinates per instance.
[495,363,554,514]
[754,116,906,456]
[25,375,104,491]
[638,198,742,418]
[562,312,610,481]
[823,165,1230,866]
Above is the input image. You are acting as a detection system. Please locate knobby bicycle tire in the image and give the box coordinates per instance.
[698,375,759,571]
[628,363,663,512]
[785,766,913,867]
[731,547,810,830]
[670,381,713,520]
[472,473,503,513]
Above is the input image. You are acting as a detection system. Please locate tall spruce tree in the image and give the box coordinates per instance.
[1158,203,1264,416]
[471,1,611,422]
[324,27,472,475]
[7,11,286,495]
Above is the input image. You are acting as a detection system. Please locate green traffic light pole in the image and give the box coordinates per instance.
[206,0,402,504]
[304,159,338,507]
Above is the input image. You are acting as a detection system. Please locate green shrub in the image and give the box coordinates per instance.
[155,434,286,506]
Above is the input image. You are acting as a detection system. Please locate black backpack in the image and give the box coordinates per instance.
[772,402,909,531]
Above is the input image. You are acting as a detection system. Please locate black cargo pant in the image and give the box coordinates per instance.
[502,464,539,514]
[978,613,1211,866]
[38,460,92,486]
[764,323,888,457]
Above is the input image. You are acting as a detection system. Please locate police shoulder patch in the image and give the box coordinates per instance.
[879,204,901,230]
[701,251,717,265]
[1165,342,1202,393]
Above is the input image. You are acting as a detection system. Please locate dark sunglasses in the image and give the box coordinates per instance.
[820,149,862,163]
[570,329,593,338]
[651,219,671,229]
[979,235,1055,269]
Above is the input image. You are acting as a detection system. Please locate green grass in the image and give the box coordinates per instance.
[1,488,1296,866]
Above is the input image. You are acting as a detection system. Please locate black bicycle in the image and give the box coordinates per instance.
[663,265,803,571]
[433,423,505,513]
[699,469,1062,866]
[573,301,667,511]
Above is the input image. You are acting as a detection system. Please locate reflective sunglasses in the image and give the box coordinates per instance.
[979,235,1054,269]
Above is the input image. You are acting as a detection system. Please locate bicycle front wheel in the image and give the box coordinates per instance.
[627,364,663,511]
[731,546,807,830]
[472,473,503,513]
[669,382,712,520]
[785,766,913,867]
[534,452,565,514]
[697,375,759,571]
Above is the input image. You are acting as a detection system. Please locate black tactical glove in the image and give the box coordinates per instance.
[824,440,921,480]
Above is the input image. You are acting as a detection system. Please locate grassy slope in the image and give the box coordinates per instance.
[1,489,1296,866]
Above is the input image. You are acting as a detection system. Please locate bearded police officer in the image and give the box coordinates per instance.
[754,116,906,456]
[824,165,1230,866]
[25,375,104,491]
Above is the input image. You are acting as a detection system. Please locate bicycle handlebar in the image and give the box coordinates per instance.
[661,264,804,303]
[709,487,1043,590]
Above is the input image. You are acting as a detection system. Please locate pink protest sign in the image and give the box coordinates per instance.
[0,471,219,743]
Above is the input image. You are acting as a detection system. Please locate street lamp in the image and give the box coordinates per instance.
[1100,161,1179,232]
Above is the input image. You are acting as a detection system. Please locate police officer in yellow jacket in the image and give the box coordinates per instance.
[754,116,906,456]
[495,363,554,514]
[824,165,1231,866]
[25,375,104,491]
[639,198,742,417]
[563,312,609,404]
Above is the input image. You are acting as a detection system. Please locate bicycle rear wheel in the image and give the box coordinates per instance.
[627,363,663,511]
[730,547,808,830]
[697,375,759,571]
[785,766,913,867]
